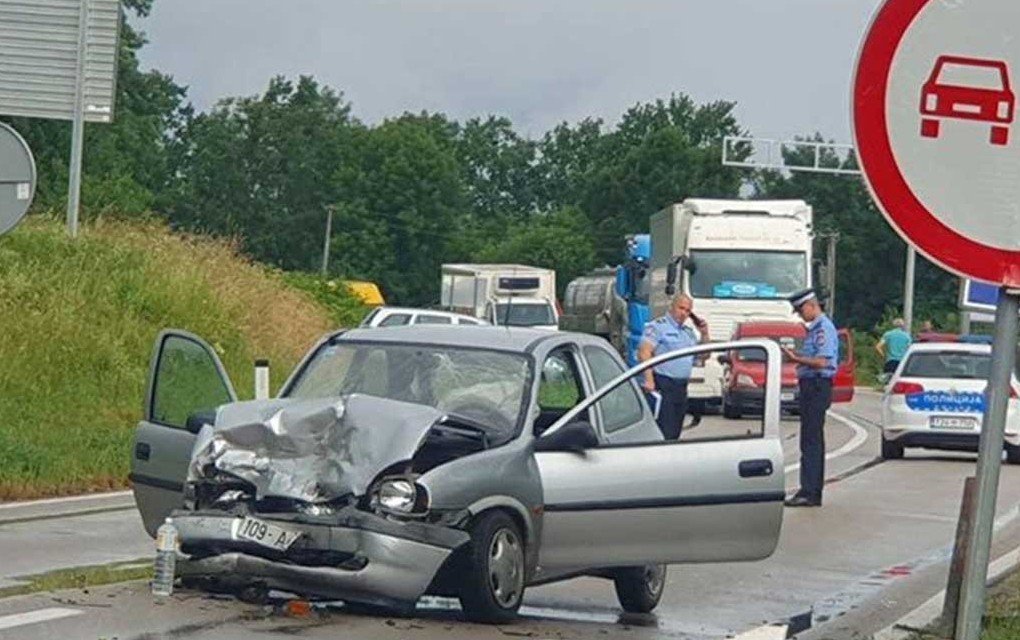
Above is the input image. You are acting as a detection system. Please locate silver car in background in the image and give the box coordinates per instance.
[131,326,785,622]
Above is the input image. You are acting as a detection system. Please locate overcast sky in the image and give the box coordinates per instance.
[137,0,882,141]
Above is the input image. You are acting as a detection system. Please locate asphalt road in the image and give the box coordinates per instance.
[1,390,1019,639]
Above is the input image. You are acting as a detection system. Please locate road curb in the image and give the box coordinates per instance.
[872,543,1020,639]
[0,490,134,526]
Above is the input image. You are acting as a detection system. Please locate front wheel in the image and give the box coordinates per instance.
[458,511,526,624]
[613,564,666,614]
[723,397,742,420]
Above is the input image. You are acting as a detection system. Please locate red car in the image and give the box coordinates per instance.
[720,321,855,419]
[920,55,1015,146]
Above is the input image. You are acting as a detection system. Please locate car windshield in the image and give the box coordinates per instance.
[737,336,803,361]
[689,250,807,299]
[901,352,991,380]
[494,302,555,327]
[286,341,531,441]
[936,62,1006,90]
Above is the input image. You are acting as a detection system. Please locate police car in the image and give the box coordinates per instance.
[880,342,1020,462]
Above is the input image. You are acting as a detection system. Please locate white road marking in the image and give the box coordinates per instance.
[0,490,132,510]
[784,411,871,474]
[0,608,82,631]
[732,624,790,639]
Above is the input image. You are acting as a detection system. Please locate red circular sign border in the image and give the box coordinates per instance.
[853,0,1020,286]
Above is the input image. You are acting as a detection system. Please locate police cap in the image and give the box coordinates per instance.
[788,288,818,310]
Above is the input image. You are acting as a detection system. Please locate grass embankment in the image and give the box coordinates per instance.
[981,570,1020,639]
[0,216,367,500]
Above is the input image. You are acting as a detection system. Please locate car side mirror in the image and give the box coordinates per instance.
[665,258,682,296]
[718,354,732,365]
[534,420,599,453]
[185,409,217,435]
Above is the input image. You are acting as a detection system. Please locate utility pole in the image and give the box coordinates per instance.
[825,232,838,317]
[321,204,334,277]
[904,246,916,330]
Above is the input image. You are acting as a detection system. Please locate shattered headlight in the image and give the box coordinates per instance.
[370,479,429,516]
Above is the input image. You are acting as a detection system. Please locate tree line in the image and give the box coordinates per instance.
[1,0,959,330]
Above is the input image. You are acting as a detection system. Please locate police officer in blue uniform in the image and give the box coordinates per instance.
[638,295,710,439]
[782,288,839,508]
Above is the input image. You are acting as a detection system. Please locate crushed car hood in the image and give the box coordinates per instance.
[188,394,446,503]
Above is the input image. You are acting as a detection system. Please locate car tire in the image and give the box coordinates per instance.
[613,564,667,614]
[1005,444,1020,465]
[881,436,904,460]
[458,511,526,624]
[723,399,742,420]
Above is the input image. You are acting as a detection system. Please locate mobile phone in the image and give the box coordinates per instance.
[690,312,705,326]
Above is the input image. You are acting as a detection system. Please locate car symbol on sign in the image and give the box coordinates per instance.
[920,55,1015,146]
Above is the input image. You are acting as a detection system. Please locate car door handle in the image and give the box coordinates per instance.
[135,442,151,462]
[739,459,773,478]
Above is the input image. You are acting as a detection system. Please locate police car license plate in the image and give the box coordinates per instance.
[781,392,795,402]
[930,416,977,430]
[233,516,300,551]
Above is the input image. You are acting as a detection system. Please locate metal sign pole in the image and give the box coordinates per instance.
[904,246,916,330]
[955,289,1020,640]
[66,0,89,239]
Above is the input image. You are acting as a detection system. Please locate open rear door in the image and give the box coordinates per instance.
[130,330,237,536]
[833,329,856,403]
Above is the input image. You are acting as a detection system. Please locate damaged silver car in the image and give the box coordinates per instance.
[131,326,786,622]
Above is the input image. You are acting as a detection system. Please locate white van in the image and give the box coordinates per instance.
[360,306,489,328]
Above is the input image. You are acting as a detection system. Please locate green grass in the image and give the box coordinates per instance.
[0,215,368,499]
[982,569,1020,639]
[0,560,153,599]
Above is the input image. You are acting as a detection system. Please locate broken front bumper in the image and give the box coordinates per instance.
[172,509,470,606]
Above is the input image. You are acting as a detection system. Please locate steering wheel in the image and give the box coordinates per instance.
[444,398,513,433]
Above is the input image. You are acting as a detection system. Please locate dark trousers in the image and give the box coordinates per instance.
[797,377,833,502]
[654,374,689,440]
[883,359,900,374]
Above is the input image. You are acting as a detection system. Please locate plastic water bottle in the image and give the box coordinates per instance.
[152,517,178,597]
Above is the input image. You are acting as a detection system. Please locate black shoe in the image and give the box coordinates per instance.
[784,495,821,508]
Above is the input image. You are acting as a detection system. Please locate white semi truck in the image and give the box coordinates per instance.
[440,264,559,330]
[650,199,814,408]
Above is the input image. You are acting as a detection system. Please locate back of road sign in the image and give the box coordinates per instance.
[0,122,36,237]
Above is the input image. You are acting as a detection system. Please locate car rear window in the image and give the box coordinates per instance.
[416,314,453,325]
[378,313,411,327]
[901,352,991,380]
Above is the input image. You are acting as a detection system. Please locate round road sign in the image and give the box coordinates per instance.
[854,0,1020,286]
[0,122,36,237]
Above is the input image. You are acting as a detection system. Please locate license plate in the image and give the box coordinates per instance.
[781,392,795,401]
[233,516,301,551]
[930,416,978,430]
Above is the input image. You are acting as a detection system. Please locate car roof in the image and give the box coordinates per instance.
[338,325,573,353]
[905,342,991,355]
[374,306,473,317]
[735,321,805,335]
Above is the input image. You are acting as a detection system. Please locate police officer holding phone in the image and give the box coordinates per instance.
[638,295,710,439]
[782,288,839,508]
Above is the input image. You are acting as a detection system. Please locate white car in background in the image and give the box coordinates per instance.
[880,343,1020,462]
[360,306,488,328]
